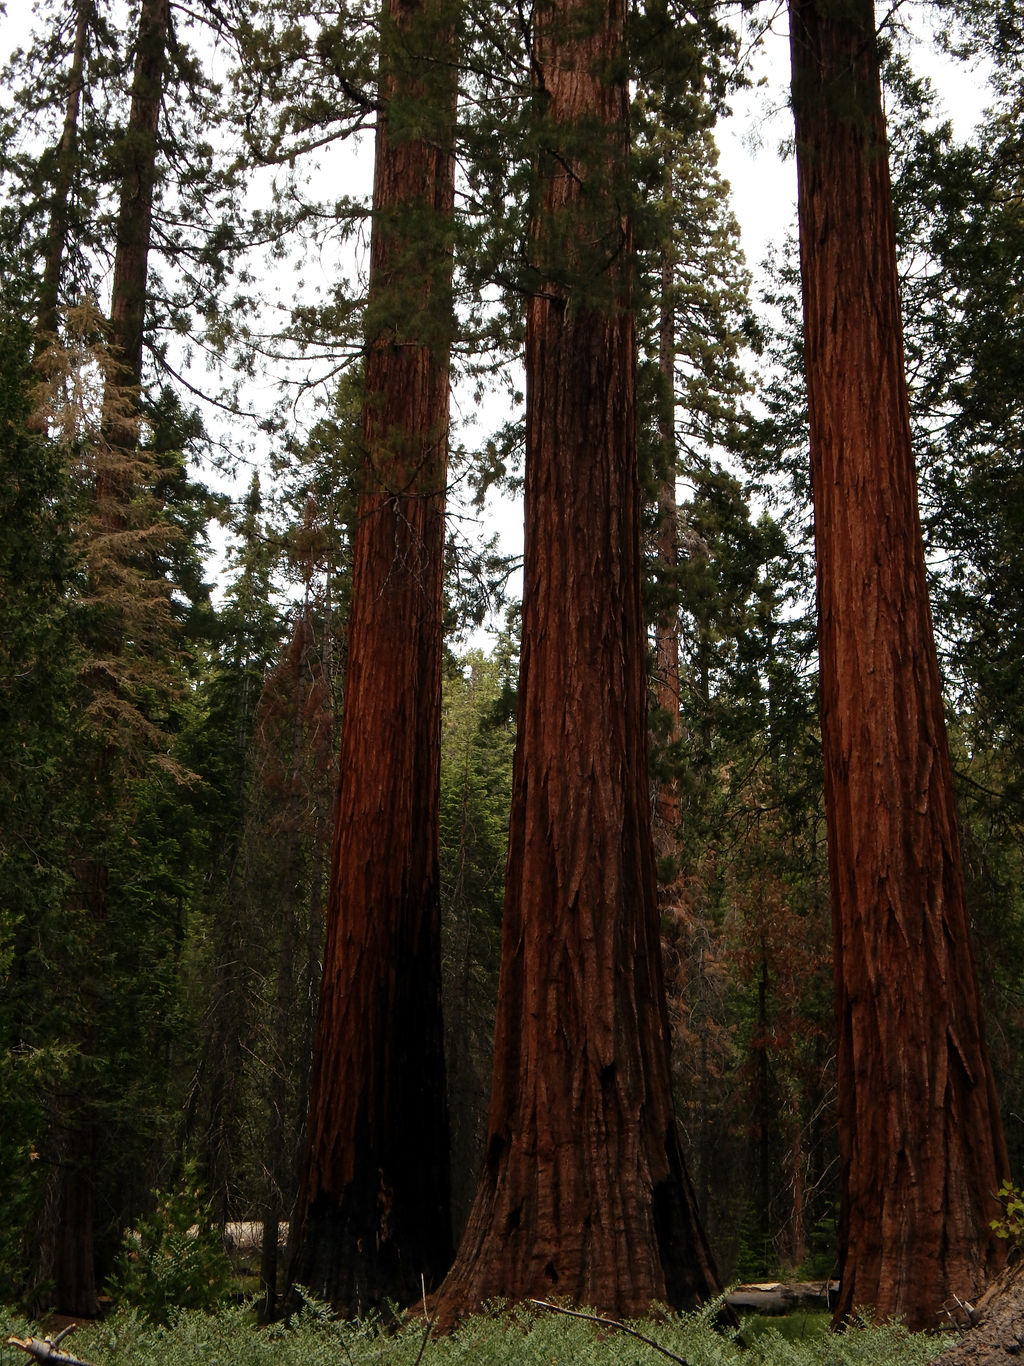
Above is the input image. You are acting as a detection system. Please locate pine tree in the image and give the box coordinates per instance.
[181,473,285,1234]
[439,644,515,1237]
[631,98,752,873]
[0,305,78,1300]
[248,567,340,1322]
[287,0,457,1311]
[0,0,120,339]
[33,0,91,351]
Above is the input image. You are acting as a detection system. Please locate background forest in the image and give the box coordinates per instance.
[1,0,1023,1327]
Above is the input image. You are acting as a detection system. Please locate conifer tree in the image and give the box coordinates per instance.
[899,69,1024,1179]
[632,101,751,872]
[34,0,91,352]
[439,644,515,1235]
[240,490,343,1321]
[789,0,1009,1326]
[434,0,720,1321]
[0,306,77,1299]
[31,0,177,1313]
[0,0,117,338]
[0,0,240,1312]
[288,0,457,1312]
[182,473,284,1233]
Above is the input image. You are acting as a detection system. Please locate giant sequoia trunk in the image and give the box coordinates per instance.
[287,0,455,1315]
[789,0,1009,1329]
[432,0,721,1323]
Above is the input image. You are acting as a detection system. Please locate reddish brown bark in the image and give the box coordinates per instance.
[287,0,455,1315]
[789,0,1009,1329]
[432,0,720,1324]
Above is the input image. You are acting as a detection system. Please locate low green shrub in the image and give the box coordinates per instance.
[739,1311,831,1345]
[992,1179,1024,1251]
[103,1159,233,1324]
[1,1297,955,1366]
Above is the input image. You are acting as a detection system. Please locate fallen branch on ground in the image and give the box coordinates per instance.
[529,1299,692,1366]
[7,1324,98,1366]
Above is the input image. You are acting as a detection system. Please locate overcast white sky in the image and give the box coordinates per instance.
[0,0,992,313]
[715,3,992,275]
[0,0,996,610]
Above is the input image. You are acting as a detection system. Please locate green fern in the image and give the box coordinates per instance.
[4,1298,954,1366]
[104,1159,233,1323]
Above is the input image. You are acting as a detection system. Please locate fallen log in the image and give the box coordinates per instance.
[7,1323,98,1366]
[725,1281,836,1316]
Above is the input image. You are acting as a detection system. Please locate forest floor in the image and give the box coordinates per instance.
[8,1257,975,1366]
[4,1294,954,1366]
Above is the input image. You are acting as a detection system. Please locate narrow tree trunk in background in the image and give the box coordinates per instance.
[36,1127,99,1320]
[38,0,170,1318]
[752,945,772,1261]
[288,0,456,1314]
[101,0,169,460]
[433,0,721,1323]
[282,571,337,1289]
[789,0,1008,1328]
[653,245,683,865]
[35,0,91,354]
[83,0,168,906]
[259,616,307,1323]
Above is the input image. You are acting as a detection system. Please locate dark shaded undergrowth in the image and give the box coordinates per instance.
[1,1298,956,1366]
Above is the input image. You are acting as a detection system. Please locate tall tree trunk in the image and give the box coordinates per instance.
[38,0,171,1317]
[287,0,456,1314]
[789,0,1009,1328]
[653,243,683,865]
[259,619,306,1324]
[433,0,721,1323]
[259,593,336,1323]
[35,0,91,355]
[83,0,169,917]
[752,942,773,1262]
[101,0,169,463]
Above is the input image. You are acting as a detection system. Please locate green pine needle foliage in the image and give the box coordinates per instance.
[103,1160,233,1324]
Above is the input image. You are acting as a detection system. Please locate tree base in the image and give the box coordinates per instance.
[930,1252,1024,1363]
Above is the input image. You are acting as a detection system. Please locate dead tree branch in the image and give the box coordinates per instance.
[7,1324,98,1366]
[528,1299,693,1366]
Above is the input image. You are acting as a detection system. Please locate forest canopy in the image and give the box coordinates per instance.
[0,0,1022,1342]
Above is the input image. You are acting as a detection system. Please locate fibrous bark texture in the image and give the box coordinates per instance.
[288,0,455,1315]
[789,0,1008,1329]
[433,0,720,1324]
